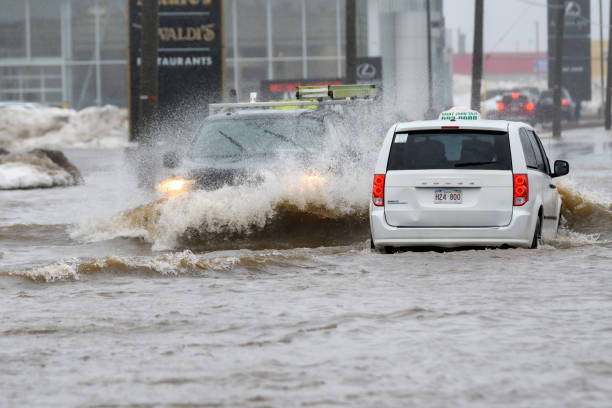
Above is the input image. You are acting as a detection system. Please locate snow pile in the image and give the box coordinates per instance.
[0,105,129,149]
[0,149,82,190]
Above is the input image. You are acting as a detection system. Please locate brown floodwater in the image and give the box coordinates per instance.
[1,127,611,407]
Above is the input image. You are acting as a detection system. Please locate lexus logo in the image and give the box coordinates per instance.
[565,1,581,17]
[357,63,377,80]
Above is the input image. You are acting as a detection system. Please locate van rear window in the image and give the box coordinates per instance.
[387,130,512,171]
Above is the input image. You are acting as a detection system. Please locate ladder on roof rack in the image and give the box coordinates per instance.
[208,95,375,115]
[296,84,377,100]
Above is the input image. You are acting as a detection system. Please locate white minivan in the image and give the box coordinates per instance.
[369,109,569,251]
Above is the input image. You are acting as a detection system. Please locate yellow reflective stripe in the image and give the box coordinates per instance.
[268,99,317,109]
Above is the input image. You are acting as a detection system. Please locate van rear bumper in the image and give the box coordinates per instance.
[369,205,534,248]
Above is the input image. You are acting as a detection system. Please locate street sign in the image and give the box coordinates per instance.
[547,0,591,101]
[128,0,225,141]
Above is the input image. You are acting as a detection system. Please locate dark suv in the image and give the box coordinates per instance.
[157,107,355,194]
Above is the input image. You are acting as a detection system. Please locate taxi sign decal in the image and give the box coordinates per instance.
[438,108,481,121]
[394,134,408,143]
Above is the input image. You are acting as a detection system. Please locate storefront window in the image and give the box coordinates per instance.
[236,0,266,58]
[71,0,96,61]
[273,60,301,80]
[0,1,26,58]
[31,0,62,57]
[306,0,341,57]
[271,0,302,58]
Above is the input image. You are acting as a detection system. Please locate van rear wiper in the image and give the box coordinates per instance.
[454,160,497,167]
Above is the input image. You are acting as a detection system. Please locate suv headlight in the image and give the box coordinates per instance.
[157,177,191,196]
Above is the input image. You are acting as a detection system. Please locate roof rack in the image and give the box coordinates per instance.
[209,94,375,115]
[296,84,377,100]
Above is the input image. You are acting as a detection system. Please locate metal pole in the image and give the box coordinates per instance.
[232,0,239,100]
[301,0,307,79]
[426,0,433,116]
[535,20,540,79]
[266,0,273,80]
[599,0,605,116]
[345,0,357,83]
[94,1,102,106]
[552,0,565,138]
[25,0,31,60]
[470,0,484,111]
[138,0,159,144]
[605,0,612,129]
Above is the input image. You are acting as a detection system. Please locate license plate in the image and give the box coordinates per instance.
[434,189,462,204]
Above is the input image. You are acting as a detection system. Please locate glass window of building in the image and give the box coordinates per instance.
[0,1,26,58]
[308,60,338,79]
[100,0,127,61]
[236,0,267,58]
[273,61,302,80]
[71,0,96,61]
[30,0,61,57]
[238,60,267,94]
[306,0,341,58]
[271,0,302,58]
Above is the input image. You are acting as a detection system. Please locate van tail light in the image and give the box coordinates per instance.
[513,174,529,206]
[372,174,385,206]
[525,101,534,111]
[497,102,505,111]
[561,99,569,106]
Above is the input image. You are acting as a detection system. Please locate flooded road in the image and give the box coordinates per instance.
[1,127,612,407]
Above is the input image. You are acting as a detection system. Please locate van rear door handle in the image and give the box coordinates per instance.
[549,184,557,189]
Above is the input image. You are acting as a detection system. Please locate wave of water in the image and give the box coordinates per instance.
[2,247,355,282]
[69,181,612,254]
[71,168,371,251]
[557,181,612,233]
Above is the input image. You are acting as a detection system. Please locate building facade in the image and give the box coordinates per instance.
[0,0,451,118]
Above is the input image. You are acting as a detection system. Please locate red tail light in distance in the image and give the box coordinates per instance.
[497,102,505,111]
[525,101,534,111]
[372,174,385,206]
[513,174,529,206]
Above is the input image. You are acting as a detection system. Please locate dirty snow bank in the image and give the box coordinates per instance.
[0,105,129,150]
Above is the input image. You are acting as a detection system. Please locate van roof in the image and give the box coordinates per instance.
[395,120,511,133]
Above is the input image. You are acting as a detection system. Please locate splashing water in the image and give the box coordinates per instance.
[69,103,612,251]
[556,180,612,241]
[72,167,371,250]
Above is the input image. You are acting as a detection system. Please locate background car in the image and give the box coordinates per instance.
[495,91,537,125]
[535,88,575,123]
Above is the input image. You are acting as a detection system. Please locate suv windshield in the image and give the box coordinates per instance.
[387,130,512,170]
[191,116,325,159]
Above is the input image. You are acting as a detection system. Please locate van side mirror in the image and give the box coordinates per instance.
[162,151,180,168]
[552,160,569,178]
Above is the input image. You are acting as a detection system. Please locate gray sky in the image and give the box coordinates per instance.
[443,0,609,53]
